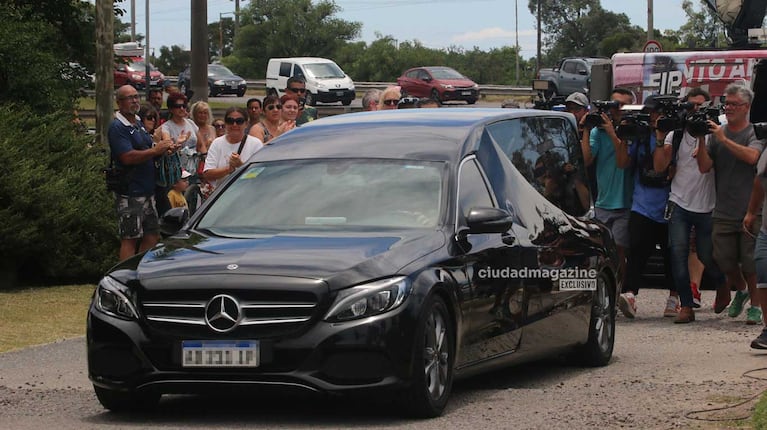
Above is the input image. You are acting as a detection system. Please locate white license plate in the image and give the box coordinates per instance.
[182,340,260,367]
[230,84,239,89]
[150,80,158,85]
[461,91,471,95]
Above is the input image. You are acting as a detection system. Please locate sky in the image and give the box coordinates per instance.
[121,0,689,60]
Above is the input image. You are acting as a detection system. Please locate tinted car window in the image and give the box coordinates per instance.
[457,158,494,222]
[562,61,577,74]
[279,62,291,77]
[198,159,445,234]
[487,118,589,216]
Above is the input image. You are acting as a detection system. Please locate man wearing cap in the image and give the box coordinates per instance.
[565,92,589,125]
[618,95,678,319]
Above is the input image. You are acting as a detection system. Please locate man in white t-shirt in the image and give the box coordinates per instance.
[203,107,264,189]
[653,87,724,323]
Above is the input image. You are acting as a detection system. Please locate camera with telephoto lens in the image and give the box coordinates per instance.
[533,95,566,111]
[583,100,621,128]
[753,122,767,140]
[686,107,721,138]
[615,110,652,140]
[647,96,693,133]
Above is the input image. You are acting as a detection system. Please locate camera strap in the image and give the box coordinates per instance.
[670,129,684,166]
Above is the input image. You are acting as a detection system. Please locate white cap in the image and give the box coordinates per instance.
[180,169,192,179]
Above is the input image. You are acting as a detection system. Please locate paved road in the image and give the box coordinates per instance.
[2,289,767,429]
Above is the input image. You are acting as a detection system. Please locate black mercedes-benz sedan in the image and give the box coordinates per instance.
[88,109,621,417]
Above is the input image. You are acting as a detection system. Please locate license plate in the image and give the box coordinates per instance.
[461,91,471,95]
[230,84,239,89]
[336,91,344,96]
[182,340,260,367]
[150,80,158,85]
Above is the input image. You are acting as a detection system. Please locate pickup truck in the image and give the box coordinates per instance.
[536,57,609,97]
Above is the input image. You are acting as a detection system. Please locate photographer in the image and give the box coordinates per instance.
[618,95,678,319]
[580,88,633,283]
[696,83,765,325]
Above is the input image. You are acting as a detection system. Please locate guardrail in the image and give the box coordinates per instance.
[161,77,537,98]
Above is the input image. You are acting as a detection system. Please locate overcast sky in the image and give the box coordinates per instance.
[122,0,688,59]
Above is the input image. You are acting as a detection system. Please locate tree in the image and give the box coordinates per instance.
[154,45,191,75]
[667,0,728,49]
[208,18,235,60]
[228,0,361,78]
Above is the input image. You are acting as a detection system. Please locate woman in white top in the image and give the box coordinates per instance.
[156,92,201,174]
[203,106,264,189]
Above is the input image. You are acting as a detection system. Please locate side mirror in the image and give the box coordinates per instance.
[465,207,514,234]
[422,76,432,82]
[160,207,189,237]
[578,69,588,76]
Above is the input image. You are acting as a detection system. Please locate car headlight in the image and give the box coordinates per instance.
[315,82,326,89]
[213,80,225,85]
[240,80,247,85]
[440,84,453,89]
[473,84,479,89]
[324,276,411,322]
[131,74,142,81]
[94,276,139,320]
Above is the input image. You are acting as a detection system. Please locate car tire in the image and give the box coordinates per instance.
[305,91,316,106]
[237,90,246,97]
[431,89,442,105]
[341,99,352,106]
[572,272,615,367]
[401,294,454,418]
[93,385,160,413]
[544,84,558,99]
[466,99,477,105]
[208,85,216,98]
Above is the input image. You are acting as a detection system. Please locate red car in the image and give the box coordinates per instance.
[114,57,165,90]
[397,66,479,104]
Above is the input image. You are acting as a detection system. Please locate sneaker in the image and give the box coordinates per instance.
[752,327,767,349]
[618,292,637,319]
[691,282,701,309]
[714,286,731,314]
[674,306,695,323]
[747,306,762,325]
[663,295,680,317]
[728,290,750,318]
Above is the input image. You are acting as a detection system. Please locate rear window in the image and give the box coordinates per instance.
[279,62,292,77]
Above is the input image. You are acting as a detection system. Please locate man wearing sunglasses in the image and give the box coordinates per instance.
[286,77,317,126]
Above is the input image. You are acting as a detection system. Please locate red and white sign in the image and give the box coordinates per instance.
[643,40,663,53]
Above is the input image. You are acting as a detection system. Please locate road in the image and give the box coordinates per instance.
[2,289,766,429]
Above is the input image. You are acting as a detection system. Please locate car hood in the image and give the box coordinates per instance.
[110,230,446,291]
[439,79,476,87]
[209,73,243,80]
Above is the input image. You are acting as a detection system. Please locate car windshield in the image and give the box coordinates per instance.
[196,159,444,236]
[208,64,233,76]
[304,63,345,79]
[127,61,157,72]
[428,68,465,80]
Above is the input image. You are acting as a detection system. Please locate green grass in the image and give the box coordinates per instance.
[0,284,95,353]
[754,391,767,430]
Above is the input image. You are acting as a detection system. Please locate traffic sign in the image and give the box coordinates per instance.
[643,40,663,53]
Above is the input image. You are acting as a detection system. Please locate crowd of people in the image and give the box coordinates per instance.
[110,78,767,347]
[561,83,767,350]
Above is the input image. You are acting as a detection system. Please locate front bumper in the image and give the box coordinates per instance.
[211,82,247,95]
[87,299,417,396]
[441,88,479,102]
[316,89,356,103]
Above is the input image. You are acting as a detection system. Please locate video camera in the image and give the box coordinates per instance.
[533,95,566,111]
[583,100,621,128]
[645,96,692,132]
[686,107,721,137]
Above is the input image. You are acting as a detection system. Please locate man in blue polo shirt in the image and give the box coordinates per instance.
[108,85,175,261]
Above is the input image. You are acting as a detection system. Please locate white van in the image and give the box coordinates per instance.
[266,57,356,106]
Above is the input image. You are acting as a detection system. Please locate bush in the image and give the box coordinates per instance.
[0,104,118,286]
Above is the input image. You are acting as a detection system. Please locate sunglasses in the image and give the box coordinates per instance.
[171,104,188,109]
[144,115,157,121]
[224,117,246,125]
[288,87,307,94]
[265,104,282,111]
[383,99,399,106]
[213,123,225,129]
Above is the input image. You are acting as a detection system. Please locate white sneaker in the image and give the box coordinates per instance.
[618,292,637,318]
[663,295,680,317]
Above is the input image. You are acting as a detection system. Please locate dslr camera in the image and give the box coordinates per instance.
[583,100,621,128]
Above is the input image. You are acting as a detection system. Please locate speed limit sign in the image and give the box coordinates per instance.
[643,40,663,53]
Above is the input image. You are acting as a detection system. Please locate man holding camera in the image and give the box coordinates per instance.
[580,88,634,288]
[653,88,720,323]
[696,83,764,325]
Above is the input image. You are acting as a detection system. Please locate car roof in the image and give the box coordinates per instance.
[249,108,574,164]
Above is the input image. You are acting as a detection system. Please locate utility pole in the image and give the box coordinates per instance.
[234,0,240,41]
[130,0,136,41]
[536,0,542,73]
[515,0,520,86]
[95,0,114,148]
[191,0,209,103]
[647,0,654,41]
[144,0,150,100]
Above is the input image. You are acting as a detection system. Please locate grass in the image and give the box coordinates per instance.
[753,391,767,430]
[0,284,95,353]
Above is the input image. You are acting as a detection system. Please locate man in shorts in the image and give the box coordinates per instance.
[696,83,765,324]
[108,85,175,260]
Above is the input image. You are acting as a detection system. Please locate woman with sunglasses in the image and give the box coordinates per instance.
[213,119,226,138]
[378,86,401,110]
[138,103,159,137]
[248,95,294,144]
[203,107,264,190]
